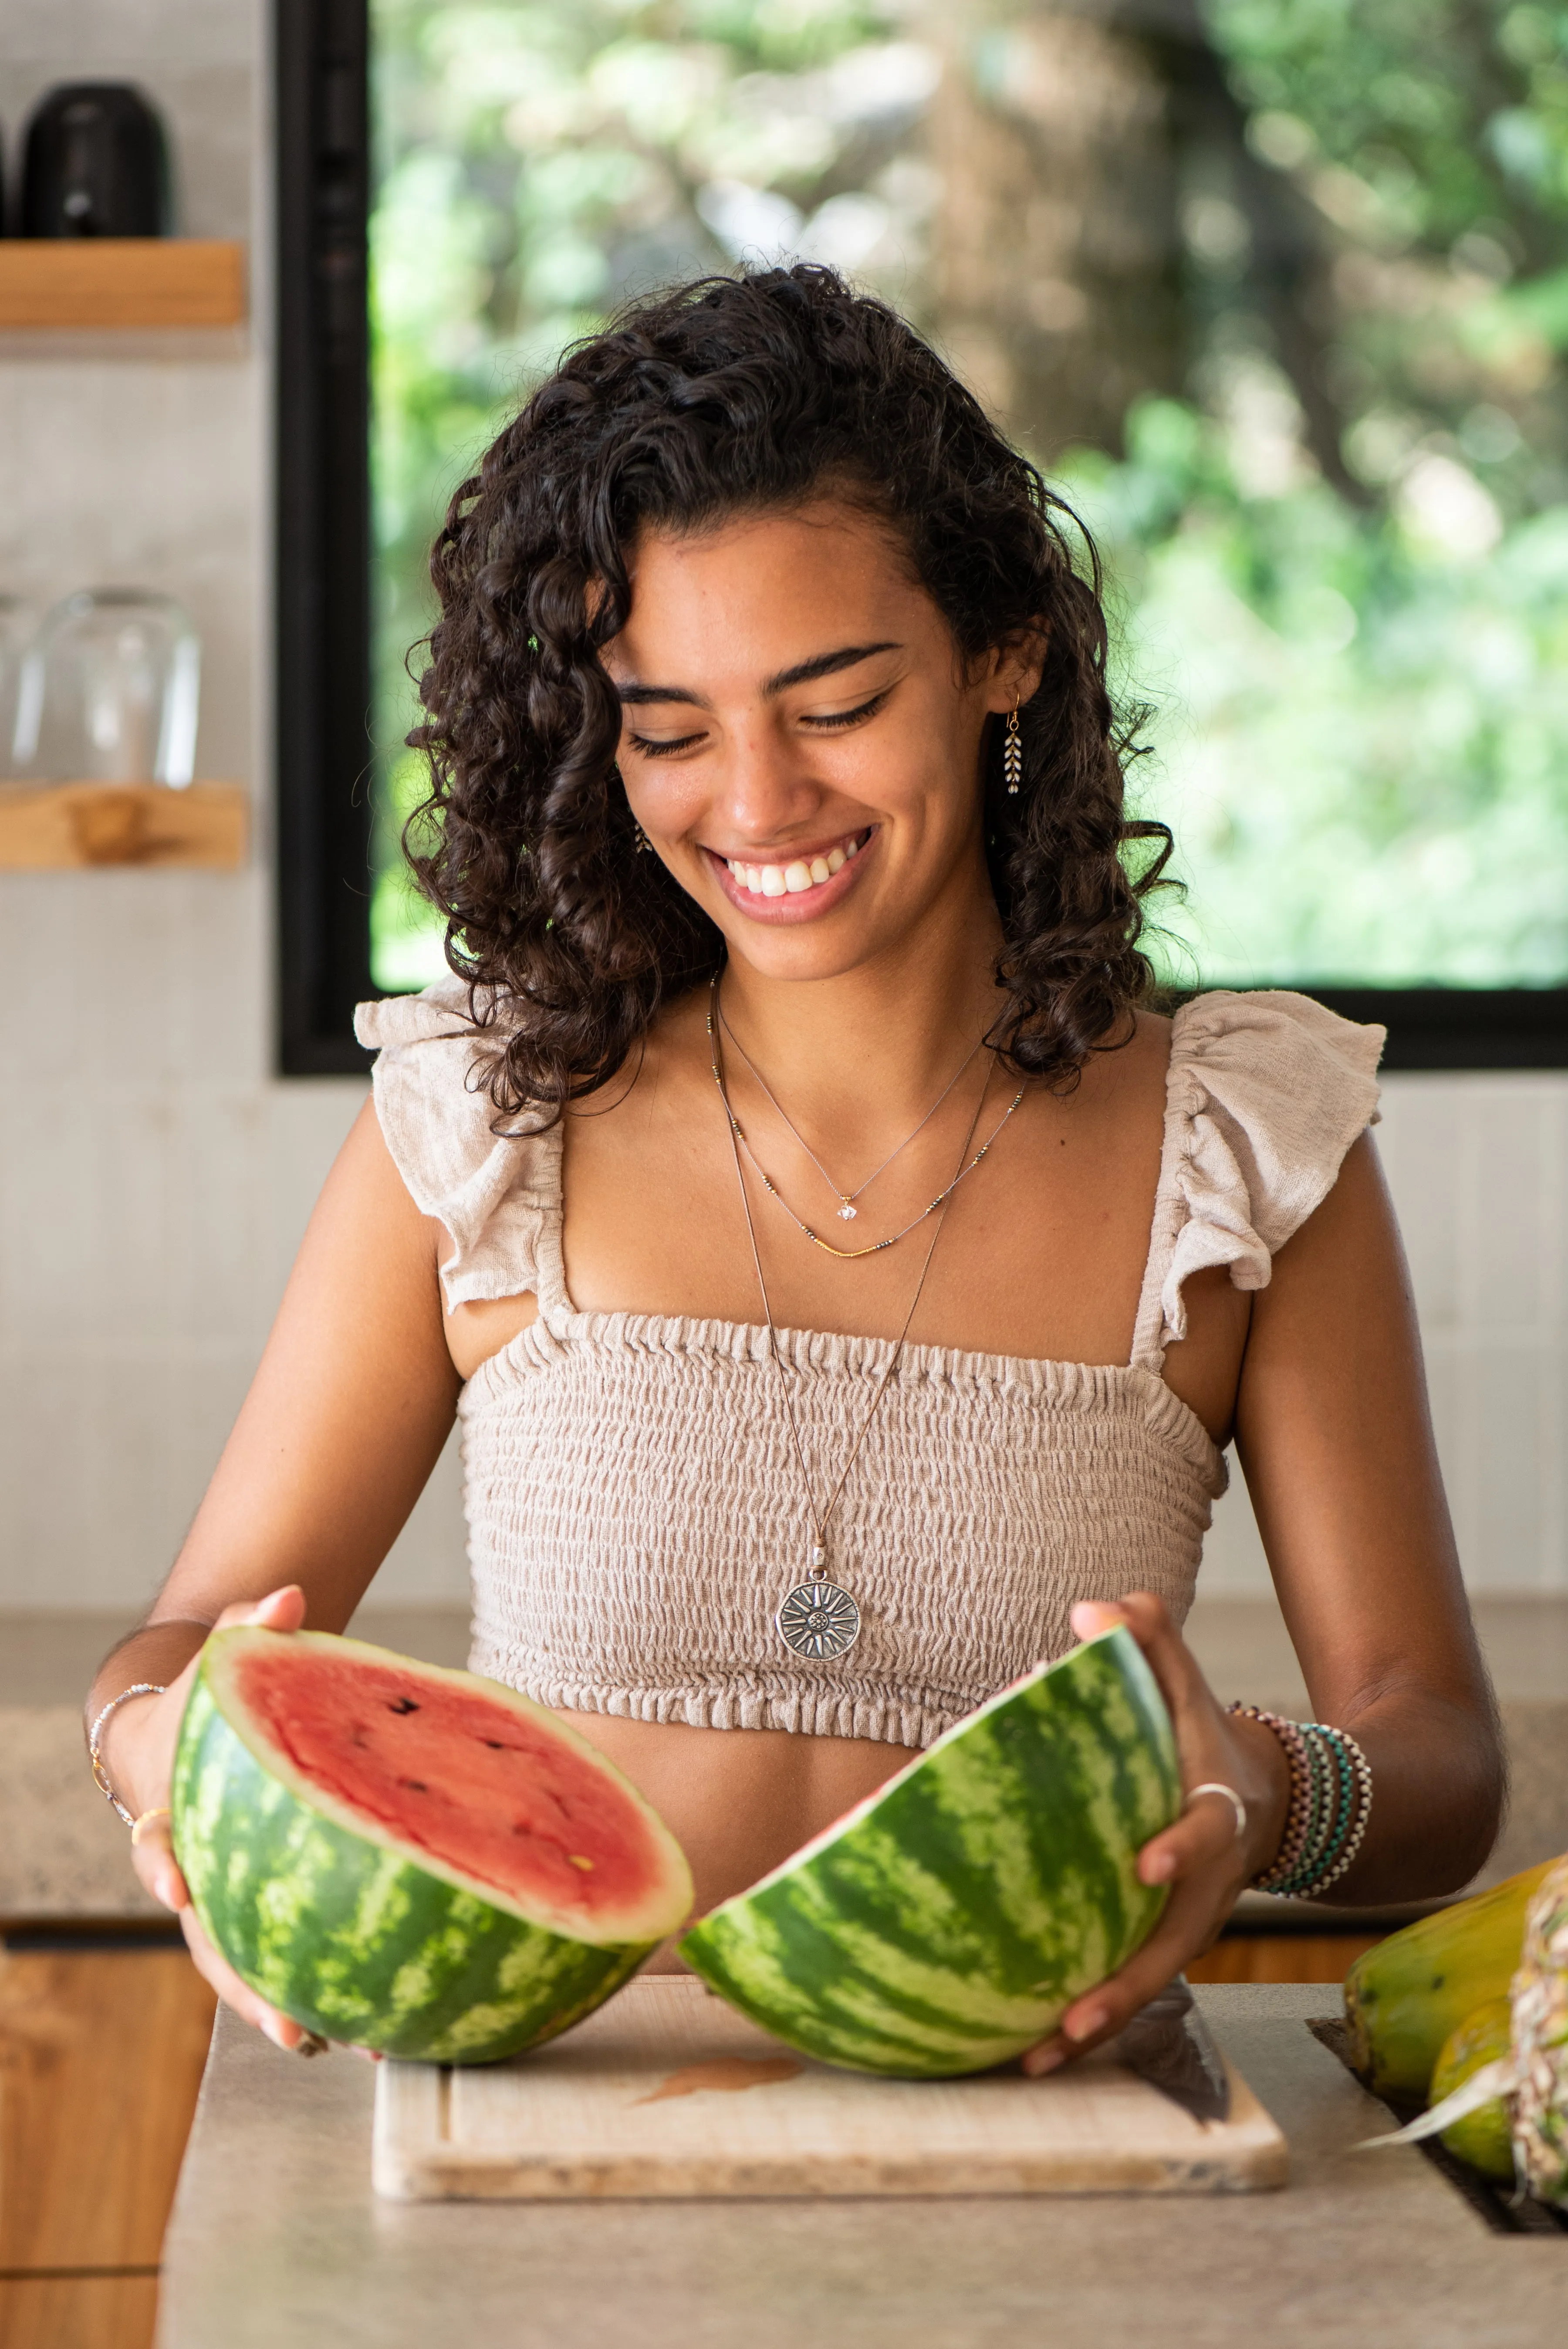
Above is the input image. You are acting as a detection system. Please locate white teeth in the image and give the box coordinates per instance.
[727,836,863,896]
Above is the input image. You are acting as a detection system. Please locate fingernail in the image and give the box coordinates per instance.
[1143,1851,1176,1884]
[1064,2003,1108,2042]
[262,2015,294,2050]
[1023,2044,1064,2077]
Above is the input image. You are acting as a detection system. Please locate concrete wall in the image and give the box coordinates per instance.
[0,0,1563,1627]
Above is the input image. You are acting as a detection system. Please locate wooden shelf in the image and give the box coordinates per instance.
[0,241,246,330]
[0,781,248,869]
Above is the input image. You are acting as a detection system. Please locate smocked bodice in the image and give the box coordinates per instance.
[355,984,1383,1746]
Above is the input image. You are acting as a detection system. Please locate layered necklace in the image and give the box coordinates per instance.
[707,973,1018,1660]
[715,1005,1024,1263]
[720,1006,983,1225]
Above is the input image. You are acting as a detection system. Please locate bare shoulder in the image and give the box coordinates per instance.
[1051,1002,1172,1131]
[294,1094,453,1308]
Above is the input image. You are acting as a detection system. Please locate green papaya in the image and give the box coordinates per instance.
[1429,1997,1514,2180]
[1343,1857,1559,2101]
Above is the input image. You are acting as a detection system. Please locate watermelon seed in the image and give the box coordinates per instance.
[398,1777,429,1793]
[388,1697,421,1715]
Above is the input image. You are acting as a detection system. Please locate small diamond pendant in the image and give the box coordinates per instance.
[837,1201,857,1220]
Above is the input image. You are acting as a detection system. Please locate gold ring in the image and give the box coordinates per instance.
[129,1805,173,1846]
[1185,1781,1247,1843]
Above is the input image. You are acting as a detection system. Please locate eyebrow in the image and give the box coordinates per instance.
[614,642,902,709]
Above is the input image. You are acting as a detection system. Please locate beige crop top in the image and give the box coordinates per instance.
[355,984,1384,1749]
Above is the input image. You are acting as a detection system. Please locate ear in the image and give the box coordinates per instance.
[980,620,1050,714]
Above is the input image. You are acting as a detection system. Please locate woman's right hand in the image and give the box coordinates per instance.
[106,1584,317,2051]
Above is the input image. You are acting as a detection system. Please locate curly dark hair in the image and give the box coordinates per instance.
[408,264,1172,1121]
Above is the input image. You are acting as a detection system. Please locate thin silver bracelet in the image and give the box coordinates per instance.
[88,1683,167,1827]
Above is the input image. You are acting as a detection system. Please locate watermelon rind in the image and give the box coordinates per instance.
[172,1629,693,2064]
[679,1626,1179,2077]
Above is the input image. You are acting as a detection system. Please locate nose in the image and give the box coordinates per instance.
[711,711,828,844]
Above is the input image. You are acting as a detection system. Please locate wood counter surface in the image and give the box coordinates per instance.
[158,1986,1568,2349]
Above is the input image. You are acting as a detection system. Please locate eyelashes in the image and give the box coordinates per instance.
[625,688,891,759]
[807,688,891,731]
[626,729,704,759]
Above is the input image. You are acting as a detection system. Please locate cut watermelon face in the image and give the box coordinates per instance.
[679,1626,1180,2078]
[173,1629,693,2062]
[228,1638,669,1942]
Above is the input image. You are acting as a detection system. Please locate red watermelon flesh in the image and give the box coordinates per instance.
[235,1642,662,1925]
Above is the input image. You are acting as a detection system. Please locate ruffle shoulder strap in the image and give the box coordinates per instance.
[1131,990,1386,1368]
[353,980,565,1312]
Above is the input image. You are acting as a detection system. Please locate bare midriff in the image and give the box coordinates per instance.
[553,1707,918,1964]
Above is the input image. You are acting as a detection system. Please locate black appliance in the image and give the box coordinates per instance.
[20,84,170,238]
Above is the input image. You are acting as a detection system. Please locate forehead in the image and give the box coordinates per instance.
[607,501,935,679]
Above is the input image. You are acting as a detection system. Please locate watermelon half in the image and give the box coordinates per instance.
[679,1626,1179,2077]
[172,1629,693,2062]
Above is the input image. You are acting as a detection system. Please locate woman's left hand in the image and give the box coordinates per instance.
[1020,1591,1292,2077]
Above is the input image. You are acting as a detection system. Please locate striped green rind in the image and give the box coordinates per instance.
[172,1652,673,2064]
[679,1627,1179,2077]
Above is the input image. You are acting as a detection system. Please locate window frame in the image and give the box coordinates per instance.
[273,0,1568,1076]
[276,0,375,1077]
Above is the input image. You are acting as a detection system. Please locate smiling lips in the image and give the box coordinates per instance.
[723,829,868,900]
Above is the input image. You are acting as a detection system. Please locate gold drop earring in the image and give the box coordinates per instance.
[1003,697,1022,795]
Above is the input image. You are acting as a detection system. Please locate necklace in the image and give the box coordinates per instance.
[713,1030,1024,1261]
[710,972,990,1660]
[719,1004,983,1222]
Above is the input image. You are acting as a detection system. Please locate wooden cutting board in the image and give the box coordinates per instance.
[373,1975,1288,2200]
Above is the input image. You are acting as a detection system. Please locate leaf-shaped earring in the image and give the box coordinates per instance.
[1003,699,1023,796]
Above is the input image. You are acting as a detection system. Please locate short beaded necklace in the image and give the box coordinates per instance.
[719,1003,984,1224]
[710,987,1024,1263]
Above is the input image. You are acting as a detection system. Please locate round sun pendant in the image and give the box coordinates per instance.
[776,1579,862,1660]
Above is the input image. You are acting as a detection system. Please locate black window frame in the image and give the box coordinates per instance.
[277,0,374,1076]
[274,0,1568,1076]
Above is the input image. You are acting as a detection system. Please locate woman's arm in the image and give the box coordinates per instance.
[1024,1129,1504,2073]
[1233,1127,1502,1898]
[85,1098,462,2040]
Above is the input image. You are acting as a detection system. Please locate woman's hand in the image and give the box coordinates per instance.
[1020,1591,1291,2077]
[105,1584,320,2052]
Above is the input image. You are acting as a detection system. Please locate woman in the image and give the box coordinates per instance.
[88,266,1502,2068]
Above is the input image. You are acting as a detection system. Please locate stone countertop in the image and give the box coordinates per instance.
[158,1987,1568,2349]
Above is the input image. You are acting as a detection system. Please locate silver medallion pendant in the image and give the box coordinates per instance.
[776,1577,861,1660]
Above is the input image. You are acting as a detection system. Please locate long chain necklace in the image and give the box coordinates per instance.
[710,973,990,1660]
[709,987,1024,1264]
[719,1003,983,1223]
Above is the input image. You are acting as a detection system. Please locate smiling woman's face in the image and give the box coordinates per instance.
[603,500,1035,983]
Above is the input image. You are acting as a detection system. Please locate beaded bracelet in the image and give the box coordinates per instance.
[1294,1726,1374,1897]
[1228,1705,1374,1899]
[1230,1707,1311,1890]
[88,1683,167,1827]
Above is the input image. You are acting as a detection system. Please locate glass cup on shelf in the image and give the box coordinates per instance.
[12,587,200,787]
[0,598,34,780]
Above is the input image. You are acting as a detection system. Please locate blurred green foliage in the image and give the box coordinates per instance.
[368,0,1568,992]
